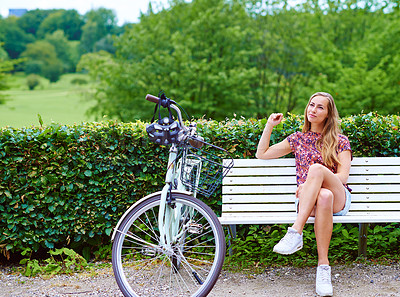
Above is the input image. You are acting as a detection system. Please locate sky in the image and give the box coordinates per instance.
[0,0,171,25]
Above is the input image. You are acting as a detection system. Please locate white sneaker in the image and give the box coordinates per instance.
[316,265,333,296]
[273,227,303,255]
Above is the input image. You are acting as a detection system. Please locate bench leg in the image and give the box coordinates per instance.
[358,223,369,257]
[227,224,237,256]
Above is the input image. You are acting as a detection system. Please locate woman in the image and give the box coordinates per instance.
[256,92,352,296]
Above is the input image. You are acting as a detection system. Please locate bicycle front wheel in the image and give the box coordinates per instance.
[112,192,226,297]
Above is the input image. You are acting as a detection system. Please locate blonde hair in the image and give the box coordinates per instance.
[302,92,340,168]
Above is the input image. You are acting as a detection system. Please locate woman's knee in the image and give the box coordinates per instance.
[316,189,334,210]
[307,163,325,180]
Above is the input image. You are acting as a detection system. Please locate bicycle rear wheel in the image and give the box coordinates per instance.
[112,192,226,297]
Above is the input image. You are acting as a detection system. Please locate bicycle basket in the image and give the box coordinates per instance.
[180,137,234,197]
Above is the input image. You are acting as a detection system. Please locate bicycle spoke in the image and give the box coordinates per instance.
[144,208,160,241]
[137,215,160,243]
[171,262,188,296]
[179,255,205,284]
[116,229,159,250]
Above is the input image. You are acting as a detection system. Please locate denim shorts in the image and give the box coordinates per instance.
[295,186,351,216]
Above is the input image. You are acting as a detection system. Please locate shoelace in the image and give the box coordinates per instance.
[280,230,297,245]
[318,267,331,284]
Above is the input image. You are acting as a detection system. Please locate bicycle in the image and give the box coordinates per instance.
[111,93,234,297]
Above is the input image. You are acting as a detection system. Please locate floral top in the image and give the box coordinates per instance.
[286,131,352,191]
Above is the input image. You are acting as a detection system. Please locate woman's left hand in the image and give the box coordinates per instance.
[296,184,303,198]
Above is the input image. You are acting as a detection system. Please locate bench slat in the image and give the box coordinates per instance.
[224,175,400,185]
[219,212,400,224]
[223,176,296,185]
[223,194,295,203]
[224,184,400,194]
[223,193,400,203]
[223,185,297,194]
[349,184,400,193]
[350,157,400,166]
[222,203,400,212]
[230,157,400,167]
[227,166,400,176]
[227,167,296,176]
[350,166,400,175]
[230,158,295,167]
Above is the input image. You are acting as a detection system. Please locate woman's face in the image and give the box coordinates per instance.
[307,95,329,125]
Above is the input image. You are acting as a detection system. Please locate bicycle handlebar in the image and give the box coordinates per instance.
[145,94,160,104]
[146,94,177,107]
[146,93,205,148]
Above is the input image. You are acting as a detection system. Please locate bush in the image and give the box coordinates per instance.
[43,62,63,83]
[227,222,400,268]
[24,61,43,75]
[0,113,399,261]
[26,74,41,90]
[70,78,88,85]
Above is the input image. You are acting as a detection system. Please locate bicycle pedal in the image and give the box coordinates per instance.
[188,223,203,234]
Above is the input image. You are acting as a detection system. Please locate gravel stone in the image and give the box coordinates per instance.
[1,263,399,296]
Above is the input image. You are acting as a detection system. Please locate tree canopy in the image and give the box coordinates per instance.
[0,43,20,104]
[0,7,119,83]
[78,0,400,121]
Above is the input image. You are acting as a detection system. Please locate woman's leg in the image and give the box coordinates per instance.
[314,188,334,265]
[273,164,346,258]
[313,189,337,296]
[292,163,346,234]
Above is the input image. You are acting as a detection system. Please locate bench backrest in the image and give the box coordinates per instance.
[221,157,400,224]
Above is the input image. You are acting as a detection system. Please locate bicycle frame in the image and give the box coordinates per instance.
[158,143,201,248]
[112,104,202,249]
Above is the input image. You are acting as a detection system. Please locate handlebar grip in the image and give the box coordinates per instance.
[188,136,204,149]
[146,94,160,104]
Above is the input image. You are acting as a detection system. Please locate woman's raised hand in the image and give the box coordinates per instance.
[267,113,284,127]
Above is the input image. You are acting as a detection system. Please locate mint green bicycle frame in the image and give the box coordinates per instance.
[158,142,202,248]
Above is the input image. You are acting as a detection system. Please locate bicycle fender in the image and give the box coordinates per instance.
[111,190,192,241]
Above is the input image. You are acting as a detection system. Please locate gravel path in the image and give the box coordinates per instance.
[1,262,400,296]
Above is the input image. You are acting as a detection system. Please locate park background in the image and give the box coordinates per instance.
[0,0,399,272]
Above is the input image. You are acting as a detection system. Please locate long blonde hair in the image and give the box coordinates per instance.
[302,92,341,168]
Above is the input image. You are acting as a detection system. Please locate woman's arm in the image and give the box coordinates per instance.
[256,113,292,160]
[335,150,352,184]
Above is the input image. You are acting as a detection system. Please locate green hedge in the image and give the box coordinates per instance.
[1,112,399,260]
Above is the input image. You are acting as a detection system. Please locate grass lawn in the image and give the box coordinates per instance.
[0,73,100,128]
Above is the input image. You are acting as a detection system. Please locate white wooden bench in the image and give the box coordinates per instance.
[220,157,400,256]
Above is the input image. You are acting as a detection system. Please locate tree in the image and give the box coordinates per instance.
[249,7,317,117]
[94,35,116,54]
[45,30,80,72]
[58,9,84,40]
[79,20,103,54]
[79,0,400,120]
[296,1,400,115]
[79,8,119,54]
[79,0,260,120]
[0,43,20,104]
[21,41,63,82]
[26,74,41,90]
[84,8,119,36]
[17,9,55,36]
[0,46,8,60]
[36,10,83,40]
[0,17,35,59]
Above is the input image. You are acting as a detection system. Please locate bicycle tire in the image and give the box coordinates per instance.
[112,192,226,297]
